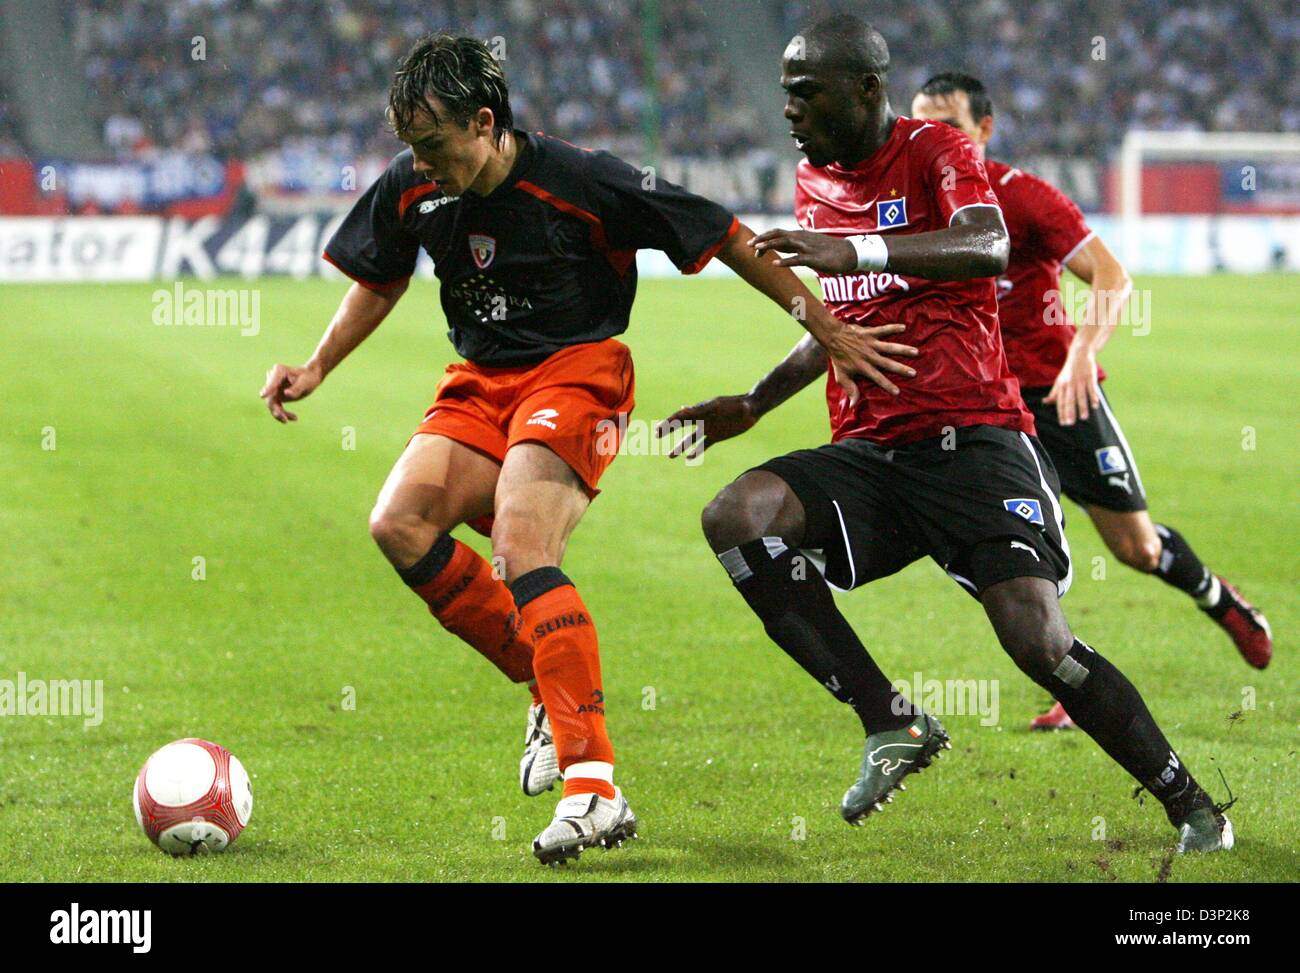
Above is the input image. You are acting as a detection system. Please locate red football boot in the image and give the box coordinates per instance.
[1030,701,1076,731]
[1205,577,1273,669]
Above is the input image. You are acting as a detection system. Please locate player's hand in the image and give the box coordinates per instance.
[654,395,758,460]
[821,322,917,401]
[1043,352,1099,426]
[260,362,323,423]
[750,228,856,274]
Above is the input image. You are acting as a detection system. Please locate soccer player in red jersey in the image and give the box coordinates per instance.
[259,34,913,865]
[661,15,1232,851]
[909,73,1273,732]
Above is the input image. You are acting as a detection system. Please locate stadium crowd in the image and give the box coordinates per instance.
[51,0,1300,173]
[70,0,750,164]
[787,0,1300,161]
[0,77,24,157]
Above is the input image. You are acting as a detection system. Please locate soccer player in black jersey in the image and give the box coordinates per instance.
[259,33,916,865]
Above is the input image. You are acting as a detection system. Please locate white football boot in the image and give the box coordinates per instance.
[519,702,561,796]
[532,787,639,865]
[1175,806,1235,854]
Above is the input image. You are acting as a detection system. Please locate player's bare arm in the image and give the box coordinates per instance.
[1043,235,1133,425]
[718,225,917,400]
[260,280,407,423]
[656,332,828,459]
[750,205,1009,280]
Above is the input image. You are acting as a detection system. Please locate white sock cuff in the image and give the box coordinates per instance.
[717,546,751,582]
[717,537,788,583]
[762,535,788,558]
[565,760,614,783]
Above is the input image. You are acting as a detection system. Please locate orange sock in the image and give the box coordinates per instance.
[563,777,616,800]
[400,535,536,686]
[512,569,615,771]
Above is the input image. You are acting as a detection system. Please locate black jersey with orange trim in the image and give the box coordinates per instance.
[324,130,739,367]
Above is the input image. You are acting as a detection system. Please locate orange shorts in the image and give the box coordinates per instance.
[414,338,636,504]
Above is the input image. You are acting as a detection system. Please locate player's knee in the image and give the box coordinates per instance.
[983,582,1073,683]
[368,504,430,563]
[701,473,803,553]
[490,536,531,581]
[701,490,745,551]
[1006,631,1074,685]
[1111,533,1162,572]
[367,505,402,549]
[490,502,554,580]
[701,483,767,553]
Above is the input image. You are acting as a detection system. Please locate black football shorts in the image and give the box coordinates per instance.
[750,424,1072,599]
[1020,384,1148,513]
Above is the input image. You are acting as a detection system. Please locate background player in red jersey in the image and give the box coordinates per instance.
[660,15,1233,852]
[258,34,915,866]
[909,73,1273,731]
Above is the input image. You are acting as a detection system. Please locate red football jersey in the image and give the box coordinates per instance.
[796,116,1033,446]
[985,158,1102,390]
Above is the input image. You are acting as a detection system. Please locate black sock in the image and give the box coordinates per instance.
[508,565,572,609]
[718,538,912,733]
[1048,639,1207,824]
[395,533,455,587]
[1153,524,1217,605]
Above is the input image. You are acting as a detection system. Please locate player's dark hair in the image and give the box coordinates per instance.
[388,34,513,145]
[919,72,994,122]
[800,14,890,78]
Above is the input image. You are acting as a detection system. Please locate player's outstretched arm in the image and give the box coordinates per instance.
[751,206,1009,281]
[1044,235,1133,425]
[717,222,917,401]
[260,280,408,423]
[656,333,827,460]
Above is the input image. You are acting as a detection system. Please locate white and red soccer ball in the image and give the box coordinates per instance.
[133,738,253,855]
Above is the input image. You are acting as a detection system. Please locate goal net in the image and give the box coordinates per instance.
[1115,130,1300,272]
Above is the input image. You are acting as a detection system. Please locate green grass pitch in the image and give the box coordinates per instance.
[0,273,1295,882]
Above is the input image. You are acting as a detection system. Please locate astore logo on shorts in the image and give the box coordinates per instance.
[526,408,559,430]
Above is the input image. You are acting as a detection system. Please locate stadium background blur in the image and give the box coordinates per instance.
[0,0,1297,266]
